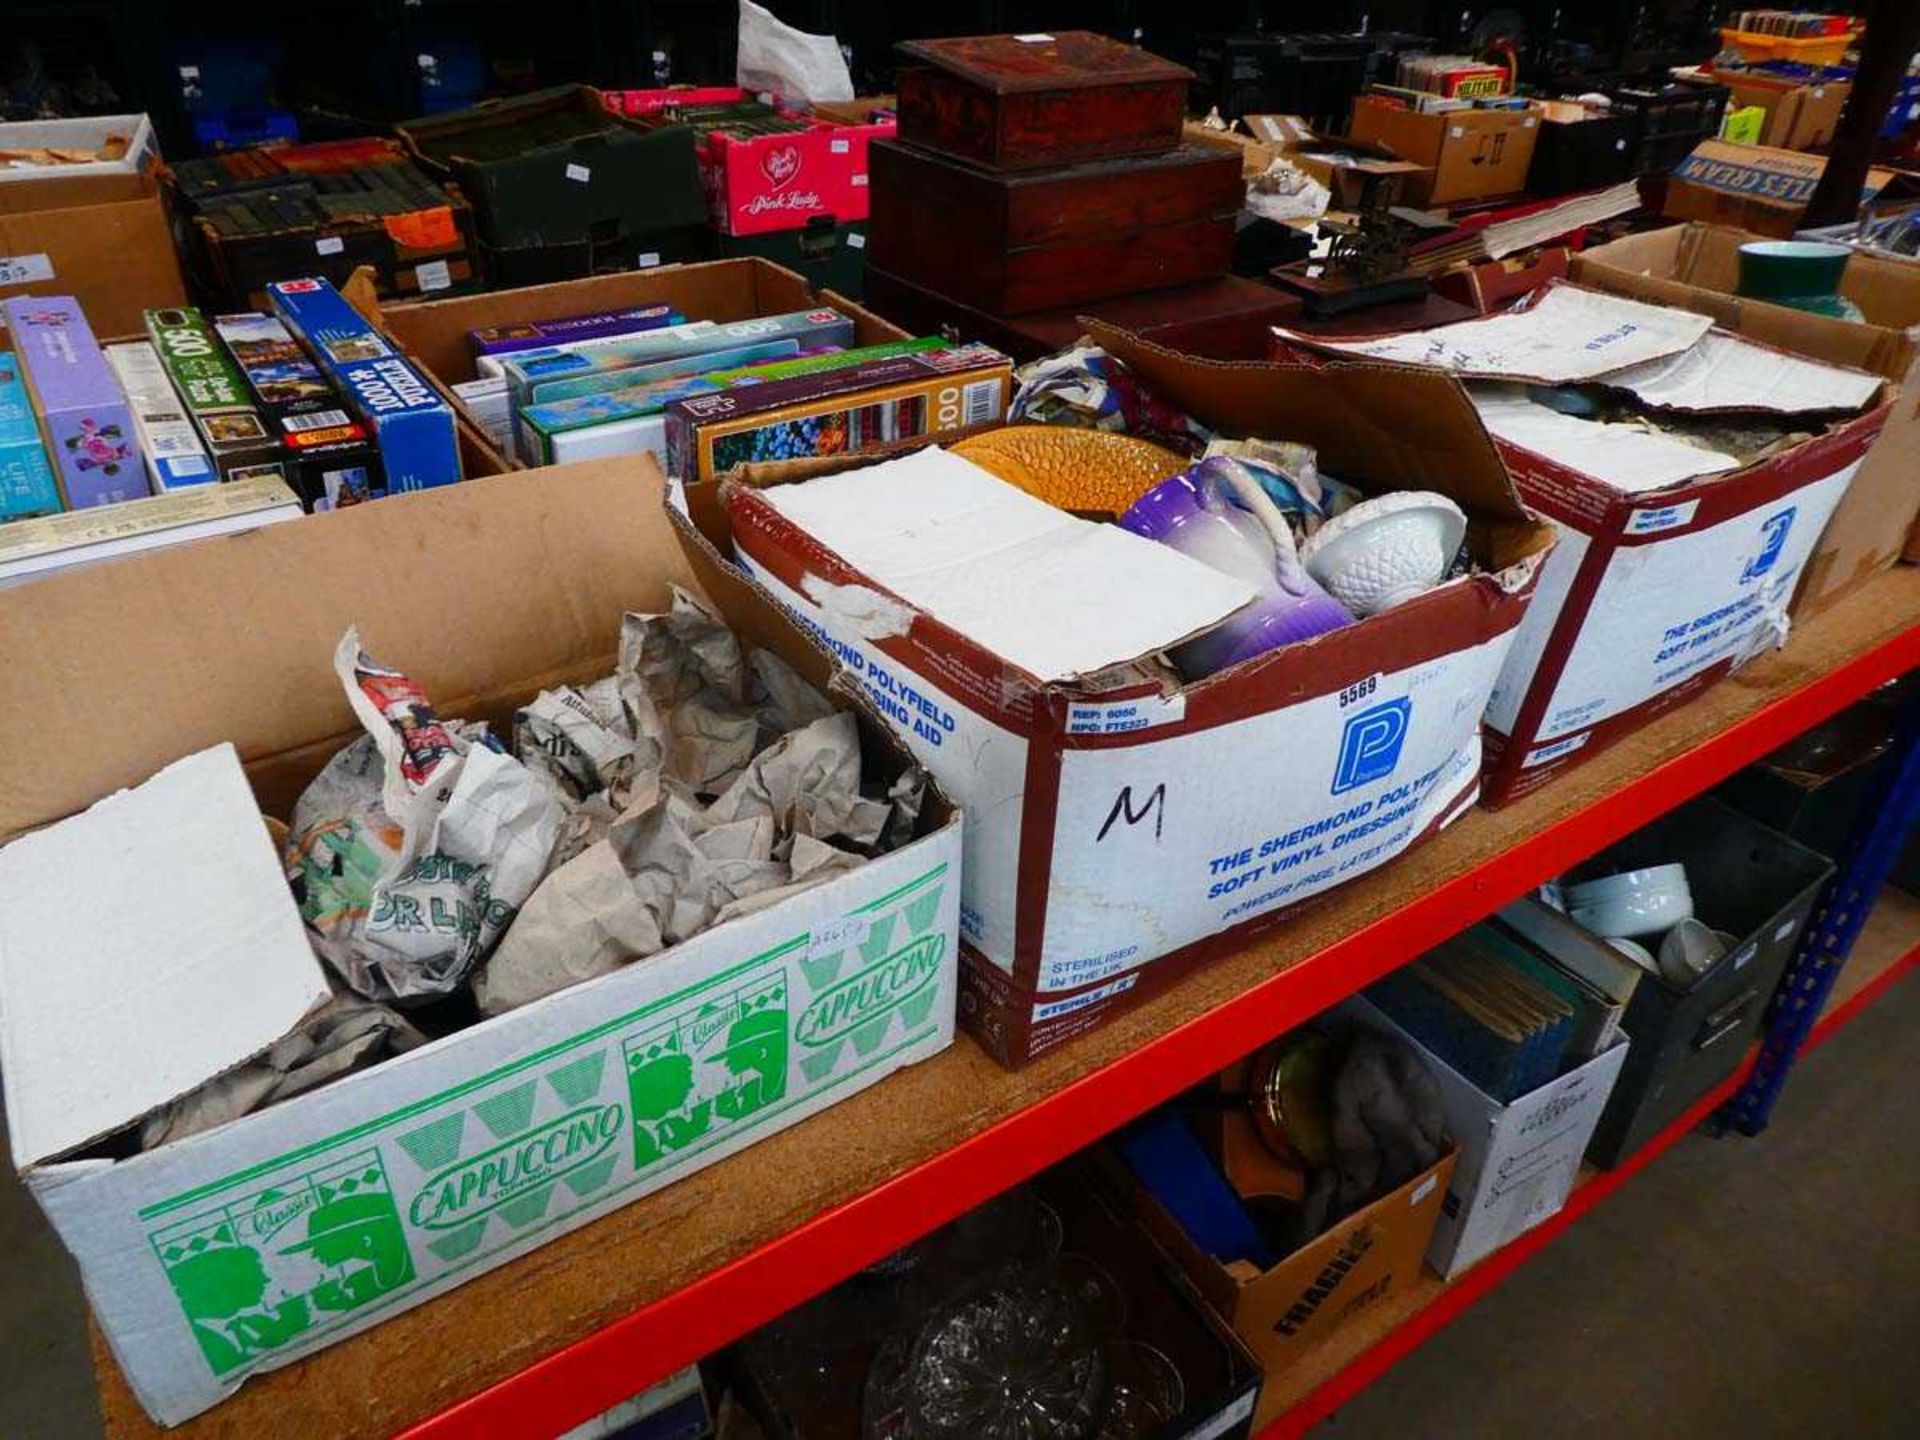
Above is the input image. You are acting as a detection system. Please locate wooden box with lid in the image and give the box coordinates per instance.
[867,138,1240,314]
[864,267,1306,363]
[894,31,1192,172]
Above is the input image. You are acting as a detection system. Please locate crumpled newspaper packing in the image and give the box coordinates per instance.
[158,587,926,1149]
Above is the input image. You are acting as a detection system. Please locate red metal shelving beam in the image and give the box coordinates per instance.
[402,622,1920,1440]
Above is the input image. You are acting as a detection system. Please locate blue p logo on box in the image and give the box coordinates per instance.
[1333,698,1411,794]
[1741,507,1796,584]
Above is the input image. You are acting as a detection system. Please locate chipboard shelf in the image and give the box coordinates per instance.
[93,568,1920,1440]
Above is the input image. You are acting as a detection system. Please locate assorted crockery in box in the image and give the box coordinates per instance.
[1571,220,1920,618]
[1543,795,1832,1166]
[698,329,1558,1066]
[735,1166,1263,1440]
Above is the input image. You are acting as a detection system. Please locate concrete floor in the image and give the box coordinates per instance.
[4,973,1916,1440]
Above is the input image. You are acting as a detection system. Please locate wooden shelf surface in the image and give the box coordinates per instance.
[93,569,1920,1440]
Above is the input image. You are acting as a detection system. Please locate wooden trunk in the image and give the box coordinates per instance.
[867,139,1240,315]
[863,267,1305,363]
[894,31,1191,171]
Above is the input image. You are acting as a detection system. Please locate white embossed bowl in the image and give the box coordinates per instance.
[1565,863,1694,939]
[1298,491,1468,616]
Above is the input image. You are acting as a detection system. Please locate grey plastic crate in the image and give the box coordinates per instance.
[1575,795,1833,1168]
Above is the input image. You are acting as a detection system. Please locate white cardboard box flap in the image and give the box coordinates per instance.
[0,743,328,1169]
[1280,285,1713,383]
[1470,387,1741,493]
[759,446,1257,682]
[1599,330,1884,415]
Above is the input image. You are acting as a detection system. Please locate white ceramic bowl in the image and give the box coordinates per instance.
[1657,919,1737,988]
[1606,937,1662,976]
[1564,863,1690,905]
[1567,870,1694,939]
[1298,491,1468,616]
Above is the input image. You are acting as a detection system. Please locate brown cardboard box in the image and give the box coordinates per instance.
[1709,69,1850,151]
[706,335,1557,1066]
[1242,113,1320,149]
[0,170,187,337]
[1347,99,1541,206]
[1289,141,1431,211]
[1573,222,1920,613]
[356,258,911,471]
[1183,120,1284,179]
[1117,1142,1455,1429]
[1661,140,1902,237]
[1185,117,1430,208]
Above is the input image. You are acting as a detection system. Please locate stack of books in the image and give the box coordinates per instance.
[1366,913,1637,1103]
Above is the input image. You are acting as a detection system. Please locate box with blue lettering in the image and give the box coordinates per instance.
[700,328,1560,1067]
[265,277,462,493]
[1268,281,1896,807]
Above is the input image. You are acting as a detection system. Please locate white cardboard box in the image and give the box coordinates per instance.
[1341,994,1629,1279]
[1280,284,1891,807]
[0,114,157,185]
[0,457,961,1426]
[705,330,1559,1065]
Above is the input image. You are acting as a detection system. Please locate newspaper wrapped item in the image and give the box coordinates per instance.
[1246,159,1330,223]
[736,0,854,103]
[514,587,840,812]
[477,711,900,1015]
[285,631,567,1004]
[479,587,926,1018]
[140,995,427,1148]
[1010,345,1214,456]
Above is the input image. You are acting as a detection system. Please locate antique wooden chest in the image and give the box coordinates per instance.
[894,31,1192,171]
[867,139,1240,315]
[864,267,1306,363]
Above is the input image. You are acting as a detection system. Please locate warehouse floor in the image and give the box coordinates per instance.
[4,972,1916,1440]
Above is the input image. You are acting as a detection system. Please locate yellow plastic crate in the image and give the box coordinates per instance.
[1719,27,1854,65]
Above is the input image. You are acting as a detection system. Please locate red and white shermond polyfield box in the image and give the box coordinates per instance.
[1470,362,1888,806]
[700,327,1557,1066]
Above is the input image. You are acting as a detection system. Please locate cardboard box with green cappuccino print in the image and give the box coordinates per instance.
[0,455,961,1427]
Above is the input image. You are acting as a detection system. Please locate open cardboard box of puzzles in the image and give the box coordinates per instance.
[0,458,961,1426]
[693,329,1559,1067]
[1572,220,1920,614]
[1276,281,1892,807]
[348,258,910,472]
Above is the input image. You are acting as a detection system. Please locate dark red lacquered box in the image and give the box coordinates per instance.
[863,267,1306,363]
[894,31,1192,172]
[867,139,1239,315]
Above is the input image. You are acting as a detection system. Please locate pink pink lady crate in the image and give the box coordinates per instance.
[607,88,893,235]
